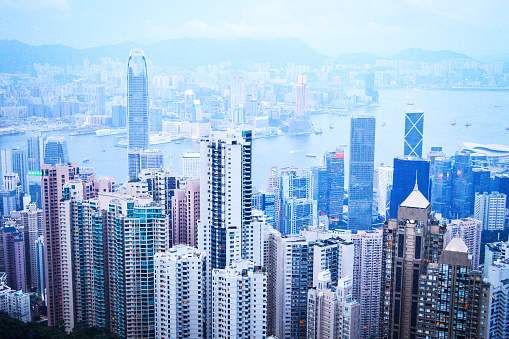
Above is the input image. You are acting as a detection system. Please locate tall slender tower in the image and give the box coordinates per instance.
[42,163,79,326]
[380,184,445,339]
[348,116,375,231]
[295,74,309,116]
[404,103,424,158]
[198,129,253,338]
[127,49,149,178]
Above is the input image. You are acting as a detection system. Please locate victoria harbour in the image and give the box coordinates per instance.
[2,89,507,189]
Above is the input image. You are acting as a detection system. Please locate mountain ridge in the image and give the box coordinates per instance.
[0,39,478,74]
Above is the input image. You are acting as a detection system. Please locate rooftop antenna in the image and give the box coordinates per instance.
[414,170,418,190]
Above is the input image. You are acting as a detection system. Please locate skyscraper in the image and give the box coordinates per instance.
[43,136,69,166]
[127,49,149,179]
[42,163,79,326]
[325,150,345,228]
[351,230,383,338]
[155,246,207,339]
[211,260,266,338]
[295,74,309,116]
[128,149,163,179]
[374,165,393,221]
[182,152,200,179]
[230,77,245,124]
[127,49,149,151]
[198,129,253,338]
[452,152,474,218]
[2,224,25,292]
[198,129,252,270]
[111,104,127,128]
[279,168,317,234]
[171,179,200,247]
[380,184,445,339]
[417,238,489,338]
[27,132,43,172]
[475,191,506,230]
[485,258,509,338]
[431,156,453,218]
[307,272,360,339]
[389,156,430,219]
[403,103,424,158]
[348,116,375,231]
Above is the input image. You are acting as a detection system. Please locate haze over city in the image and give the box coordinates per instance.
[1,1,509,339]
[1,0,509,59]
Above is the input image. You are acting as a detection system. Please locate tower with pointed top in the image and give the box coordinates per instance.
[380,185,445,338]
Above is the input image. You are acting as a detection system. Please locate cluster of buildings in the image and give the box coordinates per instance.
[0,48,509,339]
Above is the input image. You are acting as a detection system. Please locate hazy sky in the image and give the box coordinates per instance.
[1,0,508,59]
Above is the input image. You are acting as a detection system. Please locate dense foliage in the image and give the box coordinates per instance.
[0,313,117,339]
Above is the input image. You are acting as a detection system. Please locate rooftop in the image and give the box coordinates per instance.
[400,183,430,209]
[445,237,469,253]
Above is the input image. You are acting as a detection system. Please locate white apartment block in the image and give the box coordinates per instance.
[485,258,509,338]
[475,191,506,231]
[211,260,267,339]
[155,246,206,339]
[445,218,482,269]
[351,229,383,339]
[0,273,31,323]
[307,271,360,339]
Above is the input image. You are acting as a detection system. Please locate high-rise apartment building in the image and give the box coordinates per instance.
[351,229,383,338]
[43,137,69,166]
[198,129,253,338]
[139,167,179,215]
[198,129,252,270]
[348,116,375,231]
[273,235,314,339]
[403,103,424,158]
[494,173,509,208]
[103,192,169,338]
[475,191,506,230]
[171,179,200,247]
[127,49,149,151]
[0,274,31,323]
[307,271,360,339]
[380,184,445,339]
[485,258,509,338]
[2,225,25,292]
[42,163,79,326]
[211,260,267,338]
[60,181,108,332]
[416,238,489,338]
[445,218,482,269]
[155,246,206,339]
[389,157,430,219]
[1,148,28,193]
[18,203,43,292]
[96,85,105,115]
[295,75,309,116]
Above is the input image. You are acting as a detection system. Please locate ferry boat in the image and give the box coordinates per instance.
[83,158,89,163]
[306,154,317,158]
[451,119,457,126]
[495,105,501,108]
